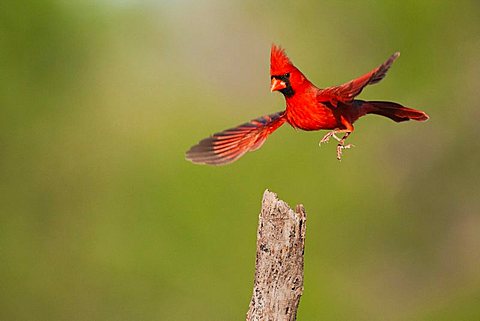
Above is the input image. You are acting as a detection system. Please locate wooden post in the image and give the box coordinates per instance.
[246,190,307,321]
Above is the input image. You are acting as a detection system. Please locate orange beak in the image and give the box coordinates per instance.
[270,78,287,92]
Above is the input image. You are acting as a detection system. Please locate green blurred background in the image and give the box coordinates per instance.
[1,1,480,320]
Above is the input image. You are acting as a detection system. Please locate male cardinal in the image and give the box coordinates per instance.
[186,45,428,165]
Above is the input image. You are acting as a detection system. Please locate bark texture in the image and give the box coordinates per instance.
[246,190,307,321]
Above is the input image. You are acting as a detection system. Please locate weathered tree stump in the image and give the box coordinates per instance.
[246,190,307,321]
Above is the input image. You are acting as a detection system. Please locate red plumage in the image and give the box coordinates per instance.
[186,44,429,165]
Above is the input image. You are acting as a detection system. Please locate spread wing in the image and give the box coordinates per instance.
[186,111,286,165]
[317,52,400,107]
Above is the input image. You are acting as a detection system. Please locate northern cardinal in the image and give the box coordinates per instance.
[186,45,428,165]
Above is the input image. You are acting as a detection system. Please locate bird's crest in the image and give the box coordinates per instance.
[270,44,295,76]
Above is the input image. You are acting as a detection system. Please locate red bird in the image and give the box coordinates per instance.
[186,45,429,165]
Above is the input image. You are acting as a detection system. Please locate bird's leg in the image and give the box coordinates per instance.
[336,117,355,161]
[336,131,354,160]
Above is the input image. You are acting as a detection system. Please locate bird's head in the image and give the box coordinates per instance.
[270,44,308,98]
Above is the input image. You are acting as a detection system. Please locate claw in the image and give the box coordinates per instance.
[319,133,332,145]
[336,145,343,160]
[336,144,355,160]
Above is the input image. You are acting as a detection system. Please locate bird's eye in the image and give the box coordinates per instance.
[284,73,290,78]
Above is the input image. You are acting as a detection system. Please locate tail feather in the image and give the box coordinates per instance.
[366,101,429,122]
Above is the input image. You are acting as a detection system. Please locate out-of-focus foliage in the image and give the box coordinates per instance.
[1,0,479,320]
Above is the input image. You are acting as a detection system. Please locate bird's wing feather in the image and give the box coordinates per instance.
[317,52,400,107]
[186,111,286,165]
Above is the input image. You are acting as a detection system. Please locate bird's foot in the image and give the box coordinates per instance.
[319,131,341,145]
[336,144,355,160]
